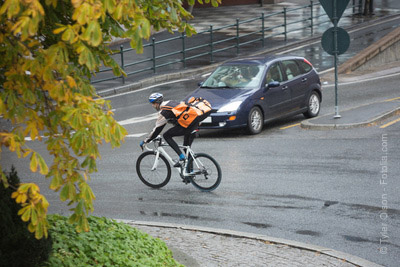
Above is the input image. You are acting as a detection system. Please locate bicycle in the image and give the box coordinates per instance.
[136,132,222,192]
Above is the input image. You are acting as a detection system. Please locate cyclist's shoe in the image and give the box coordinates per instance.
[173,159,185,168]
[182,177,191,184]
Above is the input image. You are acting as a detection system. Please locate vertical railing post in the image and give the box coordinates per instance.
[182,32,186,68]
[120,45,125,84]
[261,13,265,47]
[210,25,214,63]
[283,8,287,43]
[310,0,314,36]
[236,18,240,55]
[352,0,355,14]
[152,37,156,73]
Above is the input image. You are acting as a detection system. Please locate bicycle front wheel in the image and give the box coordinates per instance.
[136,151,171,188]
[187,153,221,192]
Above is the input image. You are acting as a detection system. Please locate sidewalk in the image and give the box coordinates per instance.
[119,220,382,267]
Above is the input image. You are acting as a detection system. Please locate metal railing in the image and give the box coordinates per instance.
[91,0,360,84]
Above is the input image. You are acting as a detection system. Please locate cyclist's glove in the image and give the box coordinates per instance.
[139,140,146,151]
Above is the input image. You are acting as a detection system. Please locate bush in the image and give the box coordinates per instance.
[0,166,53,267]
[43,215,183,267]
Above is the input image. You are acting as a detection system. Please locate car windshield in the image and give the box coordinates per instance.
[201,64,265,89]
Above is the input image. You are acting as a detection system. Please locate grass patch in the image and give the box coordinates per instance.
[42,215,183,267]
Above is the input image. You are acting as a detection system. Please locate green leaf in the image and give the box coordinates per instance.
[50,172,64,190]
[170,7,178,22]
[104,0,115,13]
[60,182,71,201]
[1,172,9,188]
[35,221,44,239]
[31,209,38,225]
[62,28,75,43]
[37,153,49,175]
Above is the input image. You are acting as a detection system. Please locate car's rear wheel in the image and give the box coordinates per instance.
[303,91,320,118]
[247,106,263,134]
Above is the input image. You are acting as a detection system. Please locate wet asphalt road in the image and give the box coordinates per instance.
[2,5,400,267]
[3,69,400,266]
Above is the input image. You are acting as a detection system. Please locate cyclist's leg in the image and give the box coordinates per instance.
[183,122,199,172]
[163,125,186,157]
[183,122,199,147]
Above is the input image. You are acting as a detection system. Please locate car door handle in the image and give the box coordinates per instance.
[282,85,288,90]
[302,78,308,82]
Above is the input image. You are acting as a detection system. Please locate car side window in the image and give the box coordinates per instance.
[282,60,301,80]
[297,60,312,74]
[266,63,284,84]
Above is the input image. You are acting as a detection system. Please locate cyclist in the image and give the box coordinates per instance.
[140,93,206,167]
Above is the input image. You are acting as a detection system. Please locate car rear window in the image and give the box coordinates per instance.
[298,60,313,73]
[282,60,301,80]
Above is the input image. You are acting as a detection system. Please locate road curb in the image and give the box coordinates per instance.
[117,219,383,267]
[301,103,400,130]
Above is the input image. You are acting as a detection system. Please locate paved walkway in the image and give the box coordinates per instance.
[120,220,382,267]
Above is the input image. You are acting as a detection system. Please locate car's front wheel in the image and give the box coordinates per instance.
[247,106,263,134]
[303,91,321,118]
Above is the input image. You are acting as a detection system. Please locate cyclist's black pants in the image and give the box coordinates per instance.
[163,123,198,157]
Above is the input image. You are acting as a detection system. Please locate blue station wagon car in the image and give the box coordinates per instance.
[186,55,322,134]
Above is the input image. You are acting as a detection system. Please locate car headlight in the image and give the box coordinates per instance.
[217,101,243,113]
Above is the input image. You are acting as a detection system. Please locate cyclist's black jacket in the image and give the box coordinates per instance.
[144,100,180,143]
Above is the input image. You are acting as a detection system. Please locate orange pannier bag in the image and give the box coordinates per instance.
[162,98,212,128]
[188,97,212,115]
[171,102,199,128]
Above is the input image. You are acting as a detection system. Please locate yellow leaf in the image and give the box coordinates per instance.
[16,193,27,203]
[42,196,49,210]
[71,0,82,8]
[30,152,38,172]
[21,206,31,222]
[66,76,77,88]
[23,149,32,158]
[11,191,19,199]
[17,205,29,216]
[53,26,66,34]
[28,223,35,233]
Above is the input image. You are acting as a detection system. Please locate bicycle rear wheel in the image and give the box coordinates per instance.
[187,153,221,192]
[136,151,171,188]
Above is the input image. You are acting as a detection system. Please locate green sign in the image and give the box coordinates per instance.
[319,0,350,23]
[321,27,350,55]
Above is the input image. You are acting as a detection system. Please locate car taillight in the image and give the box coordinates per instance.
[303,58,313,67]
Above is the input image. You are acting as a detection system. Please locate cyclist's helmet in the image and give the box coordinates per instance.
[148,93,163,104]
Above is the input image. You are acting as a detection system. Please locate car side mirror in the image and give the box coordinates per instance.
[264,81,280,91]
[198,82,203,86]
[268,81,280,87]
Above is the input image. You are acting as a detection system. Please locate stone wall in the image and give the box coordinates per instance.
[339,26,400,74]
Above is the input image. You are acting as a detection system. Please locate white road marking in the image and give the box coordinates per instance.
[118,113,158,125]
[126,133,148,138]
[102,79,190,99]
[322,72,400,88]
